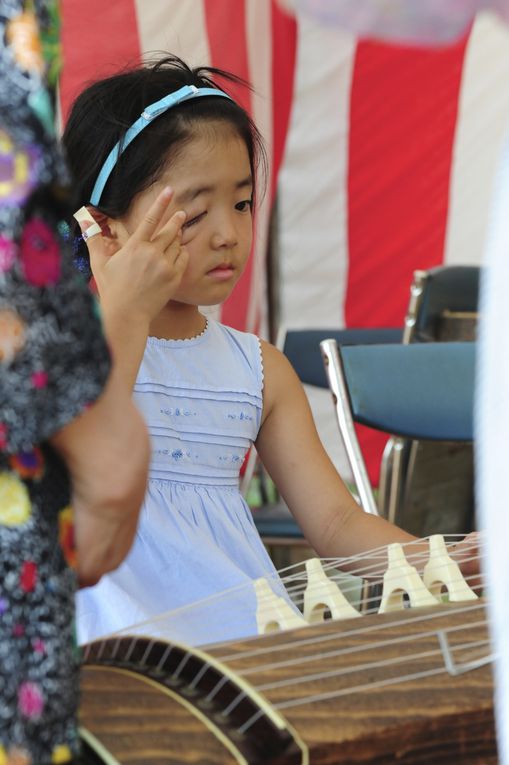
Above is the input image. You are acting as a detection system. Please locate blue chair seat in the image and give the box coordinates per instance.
[251,502,304,540]
[283,327,403,388]
[340,341,475,441]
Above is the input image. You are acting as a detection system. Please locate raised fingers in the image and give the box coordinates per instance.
[132,186,176,243]
[153,209,187,253]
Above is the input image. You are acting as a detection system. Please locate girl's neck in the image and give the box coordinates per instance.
[148,304,208,341]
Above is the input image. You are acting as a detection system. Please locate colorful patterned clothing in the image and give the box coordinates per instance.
[0,1,110,762]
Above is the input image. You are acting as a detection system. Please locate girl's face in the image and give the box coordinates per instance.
[118,123,253,308]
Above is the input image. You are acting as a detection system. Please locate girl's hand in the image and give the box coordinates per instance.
[80,187,189,325]
[450,530,483,594]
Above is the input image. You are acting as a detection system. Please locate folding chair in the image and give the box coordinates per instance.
[404,265,480,343]
[380,266,480,531]
[280,327,403,388]
[320,340,475,526]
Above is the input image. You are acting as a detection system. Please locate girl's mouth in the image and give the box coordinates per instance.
[207,264,235,281]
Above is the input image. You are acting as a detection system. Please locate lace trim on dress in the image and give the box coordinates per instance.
[256,336,265,392]
[147,320,209,346]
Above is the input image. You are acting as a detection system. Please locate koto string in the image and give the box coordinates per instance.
[273,658,494,712]
[250,636,491,693]
[86,603,489,684]
[99,534,484,645]
[285,567,483,613]
[236,645,496,736]
[236,665,470,735]
[83,622,494,738]
[78,532,490,755]
[214,601,484,663]
[226,616,488,679]
[203,614,493,726]
[82,534,487,714]
[155,644,173,672]
[97,573,484,665]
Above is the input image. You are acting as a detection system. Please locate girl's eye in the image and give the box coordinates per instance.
[235,199,253,213]
[183,211,206,229]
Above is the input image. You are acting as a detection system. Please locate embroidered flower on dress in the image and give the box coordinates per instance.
[0,310,25,364]
[18,681,44,719]
[20,219,61,286]
[58,507,76,569]
[0,472,31,526]
[9,448,44,480]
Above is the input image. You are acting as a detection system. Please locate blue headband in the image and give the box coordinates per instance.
[89,84,233,206]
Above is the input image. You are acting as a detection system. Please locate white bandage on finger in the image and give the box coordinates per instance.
[81,224,102,241]
[73,206,102,241]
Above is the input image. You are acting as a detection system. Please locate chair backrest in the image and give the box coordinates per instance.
[320,340,476,517]
[280,327,403,388]
[405,265,480,343]
[392,266,479,532]
[337,342,475,441]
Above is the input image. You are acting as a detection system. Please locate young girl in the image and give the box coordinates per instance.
[63,55,473,647]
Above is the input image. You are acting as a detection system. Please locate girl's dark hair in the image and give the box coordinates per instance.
[62,54,266,267]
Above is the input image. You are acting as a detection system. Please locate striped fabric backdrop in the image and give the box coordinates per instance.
[60,2,509,482]
[277,10,509,480]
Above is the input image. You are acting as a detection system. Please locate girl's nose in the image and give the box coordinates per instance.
[211,219,238,250]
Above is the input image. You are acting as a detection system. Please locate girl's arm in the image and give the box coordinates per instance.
[255,341,416,560]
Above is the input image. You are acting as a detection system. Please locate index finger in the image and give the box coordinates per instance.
[132,186,175,243]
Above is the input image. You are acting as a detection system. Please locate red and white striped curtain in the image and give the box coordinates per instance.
[277,10,509,480]
[60,2,509,481]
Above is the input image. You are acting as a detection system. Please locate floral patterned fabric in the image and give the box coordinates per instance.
[0,1,110,762]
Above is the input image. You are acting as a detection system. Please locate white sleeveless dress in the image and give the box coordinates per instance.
[77,319,291,646]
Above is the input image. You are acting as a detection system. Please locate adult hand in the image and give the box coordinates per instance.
[51,382,150,588]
